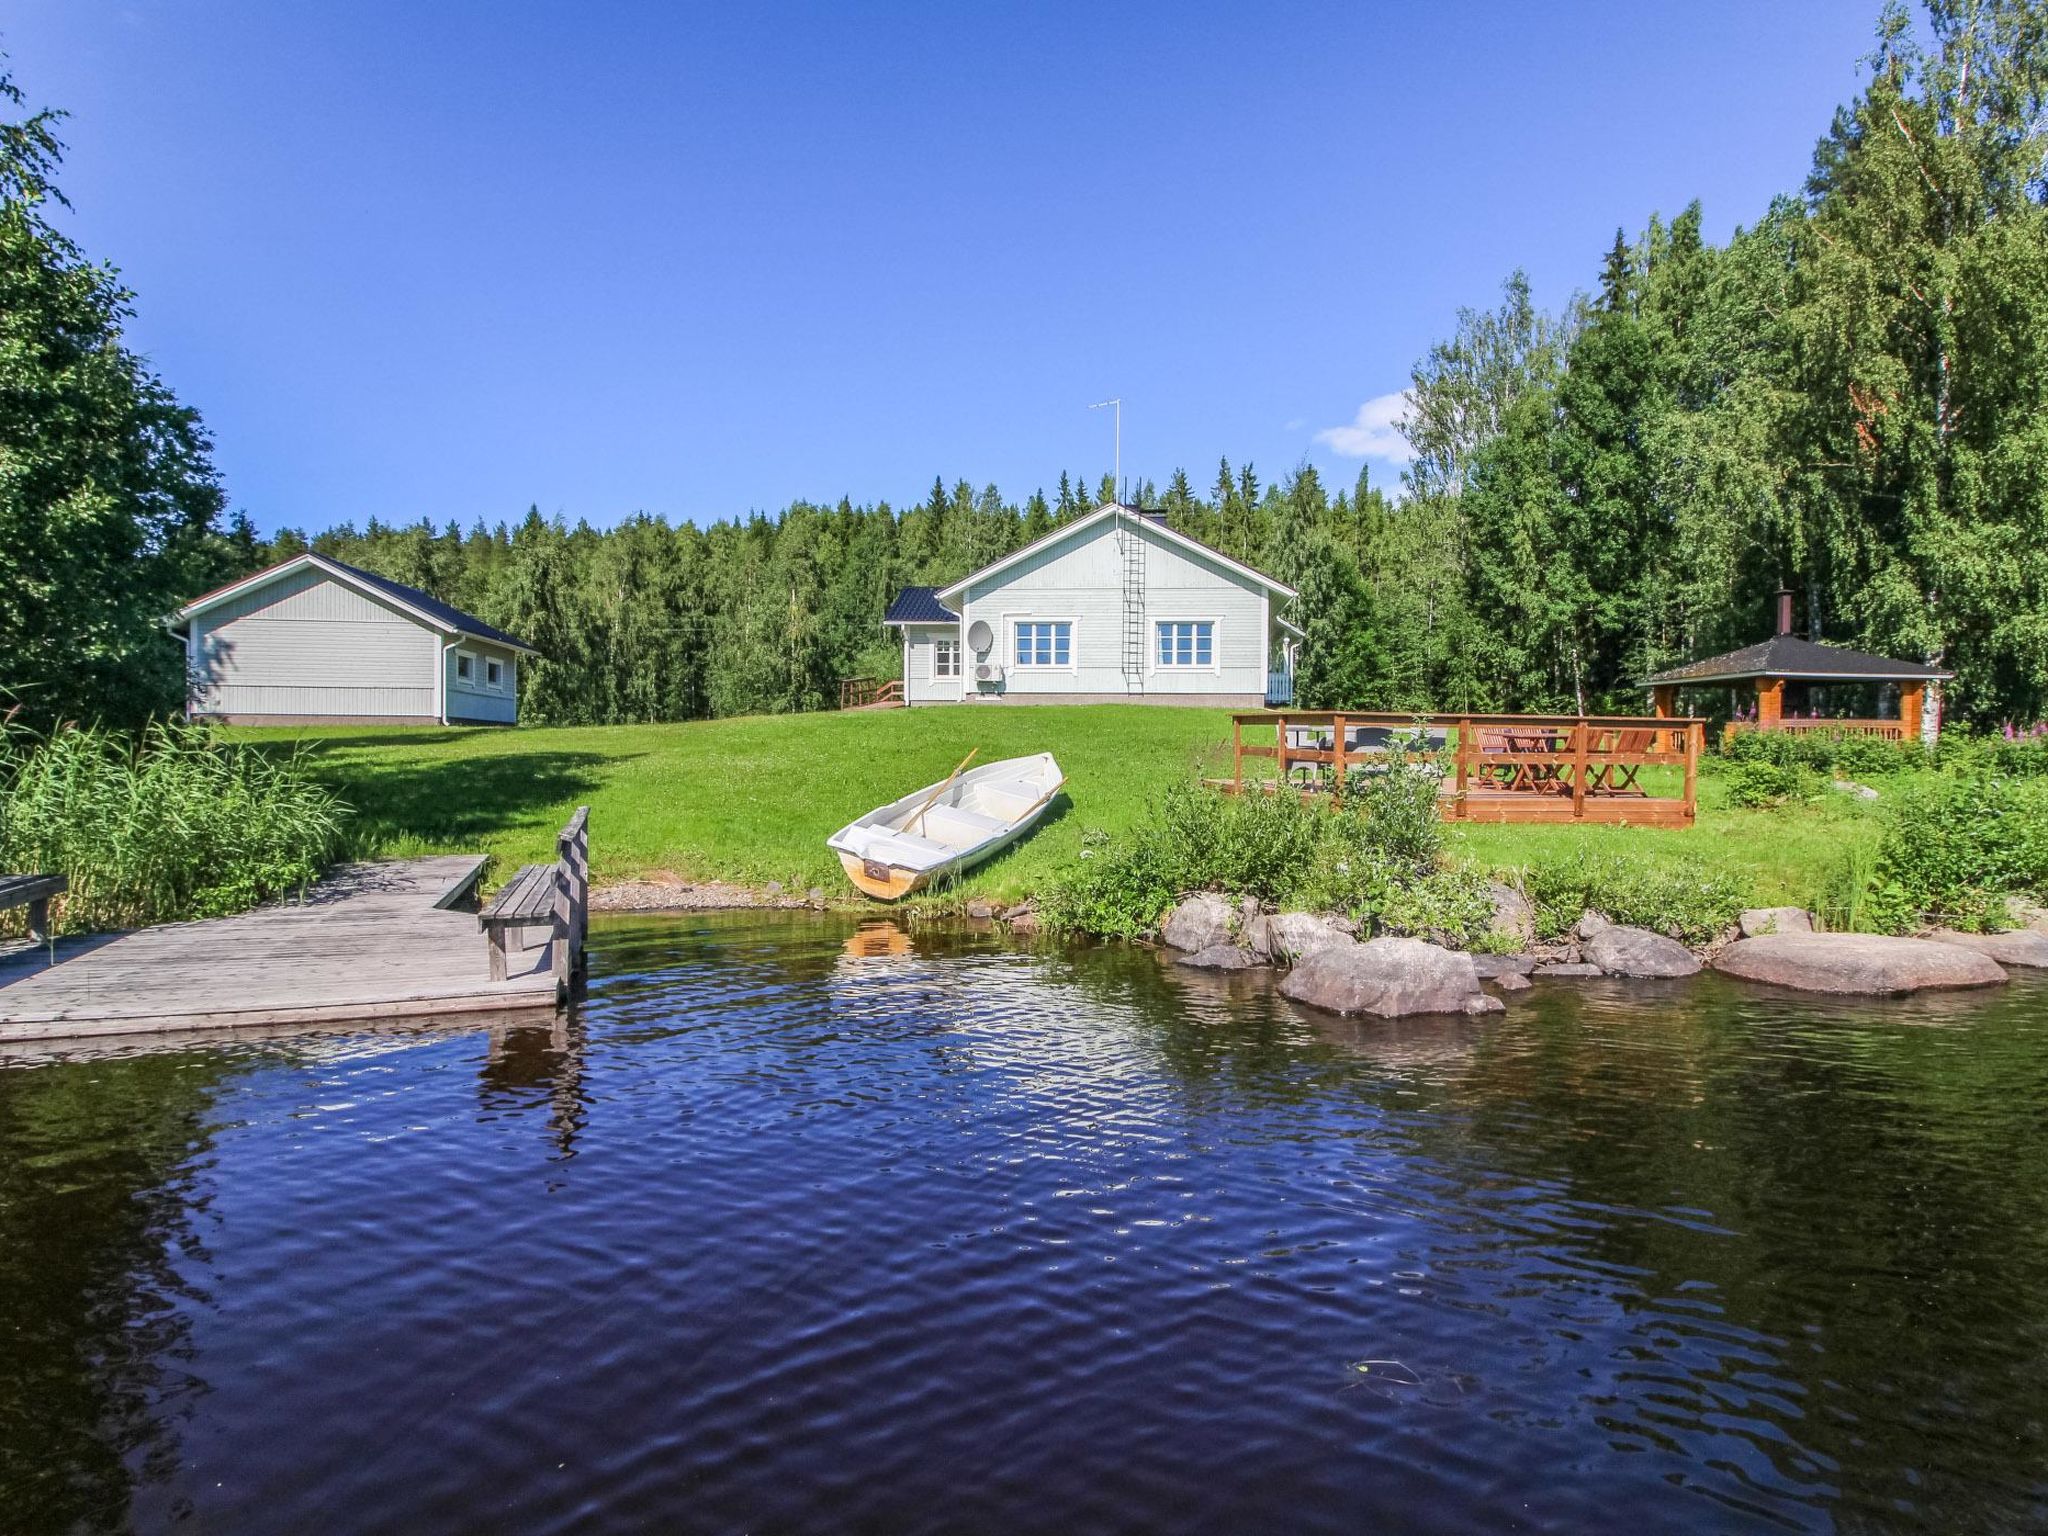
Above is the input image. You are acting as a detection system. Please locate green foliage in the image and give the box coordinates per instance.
[1869,772,2048,931]
[1935,729,2048,779]
[1039,769,1475,942]
[0,722,347,933]
[1722,729,1926,778]
[0,72,239,729]
[1518,851,1746,947]
[1719,759,1817,809]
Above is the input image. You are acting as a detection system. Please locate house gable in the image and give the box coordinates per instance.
[935,504,1293,605]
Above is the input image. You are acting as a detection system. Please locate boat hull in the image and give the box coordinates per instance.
[837,852,931,901]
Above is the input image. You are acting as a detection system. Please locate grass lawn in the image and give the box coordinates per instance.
[233,707,1883,910]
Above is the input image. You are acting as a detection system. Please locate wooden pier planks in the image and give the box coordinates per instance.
[0,855,560,1045]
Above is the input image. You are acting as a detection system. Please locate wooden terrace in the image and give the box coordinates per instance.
[1222,712,1705,827]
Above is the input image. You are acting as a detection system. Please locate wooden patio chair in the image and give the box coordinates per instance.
[1587,729,1655,796]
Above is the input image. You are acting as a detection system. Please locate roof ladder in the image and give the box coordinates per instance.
[1118,509,1146,693]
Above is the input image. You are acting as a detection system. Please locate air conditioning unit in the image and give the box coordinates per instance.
[975,662,1005,684]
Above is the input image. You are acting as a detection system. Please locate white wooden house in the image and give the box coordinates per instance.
[171,554,536,725]
[884,504,1299,706]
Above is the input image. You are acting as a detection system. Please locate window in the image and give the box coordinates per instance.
[933,638,960,678]
[1014,621,1071,667]
[486,659,502,688]
[1156,620,1214,668]
[456,653,473,682]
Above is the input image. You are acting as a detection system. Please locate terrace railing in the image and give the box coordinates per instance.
[1223,711,1705,827]
[1723,717,1907,743]
[839,677,905,710]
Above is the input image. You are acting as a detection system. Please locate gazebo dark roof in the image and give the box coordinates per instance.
[882,586,959,625]
[1643,633,1951,687]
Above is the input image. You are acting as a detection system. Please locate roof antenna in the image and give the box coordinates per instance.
[1089,398,1122,505]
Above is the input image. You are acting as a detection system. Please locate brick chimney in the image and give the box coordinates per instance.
[1775,589,1794,637]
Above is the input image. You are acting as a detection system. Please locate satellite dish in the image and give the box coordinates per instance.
[967,620,994,654]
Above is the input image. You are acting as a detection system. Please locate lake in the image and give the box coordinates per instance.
[4,912,2045,1534]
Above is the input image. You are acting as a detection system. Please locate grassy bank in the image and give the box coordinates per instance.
[234,707,1889,914]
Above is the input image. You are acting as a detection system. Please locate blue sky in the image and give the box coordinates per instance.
[11,1,1878,534]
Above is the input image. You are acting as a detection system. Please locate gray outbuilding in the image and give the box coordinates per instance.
[171,554,536,726]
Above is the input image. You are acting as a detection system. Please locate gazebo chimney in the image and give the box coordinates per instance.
[1775,588,1794,637]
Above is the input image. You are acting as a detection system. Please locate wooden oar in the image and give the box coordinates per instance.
[911,748,979,834]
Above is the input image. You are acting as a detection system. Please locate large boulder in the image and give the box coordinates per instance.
[1263,911,1358,963]
[1739,907,1813,938]
[1174,944,1258,971]
[1715,933,2007,995]
[1927,929,2048,969]
[1280,937,1504,1018]
[1485,882,1536,950]
[1583,925,1702,979]
[1161,893,1235,953]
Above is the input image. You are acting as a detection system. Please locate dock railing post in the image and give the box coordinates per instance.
[1332,713,1348,798]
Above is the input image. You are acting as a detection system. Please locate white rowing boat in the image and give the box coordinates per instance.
[827,751,1064,900]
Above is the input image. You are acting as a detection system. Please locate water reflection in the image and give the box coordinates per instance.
[0,1049,235,1532]
[1,914,2045,1534]
[476,1014,590,1159]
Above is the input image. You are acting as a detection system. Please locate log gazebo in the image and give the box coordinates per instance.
[1643,591,1952,744]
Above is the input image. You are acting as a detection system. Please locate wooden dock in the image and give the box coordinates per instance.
[0,855,562,1045]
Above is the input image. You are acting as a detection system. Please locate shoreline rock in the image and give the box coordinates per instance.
[1739,907,1813,939]
[1715,932,2007,995]
[1280,938,1504,1018]
[1162,893,1236,954]
[1926,929,2048,969]
[1583,925,1702,979]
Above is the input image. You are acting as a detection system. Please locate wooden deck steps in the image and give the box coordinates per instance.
[0,855,561,1046]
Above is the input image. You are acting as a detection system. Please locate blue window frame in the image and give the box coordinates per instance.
[1155,620,1214,668]
[1014,621,1071,667]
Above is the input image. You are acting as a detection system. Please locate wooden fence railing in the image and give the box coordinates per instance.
[839,677,905,709]
[1224,711,1705,827]
[1724,717,1907,743]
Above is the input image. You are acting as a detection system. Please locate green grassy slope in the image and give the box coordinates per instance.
[234,707,1878,909]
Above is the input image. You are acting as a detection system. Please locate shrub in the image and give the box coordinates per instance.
[1722,728,1925,778]
[1039,767,1455,940]
[1518,851,1746,946]
[1720,759,1814,808]
[1935,730,2048,780]
[0,721,349,934]
[1869,772,2048,930]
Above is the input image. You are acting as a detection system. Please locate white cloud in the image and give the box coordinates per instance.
[1314,391,1413,461]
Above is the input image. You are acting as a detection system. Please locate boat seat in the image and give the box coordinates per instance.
[848,826,952,865]
[971,787,1043,820]
[914,804,1007,848]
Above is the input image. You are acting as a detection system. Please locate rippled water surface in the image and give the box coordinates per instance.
[5,913,2048,1534]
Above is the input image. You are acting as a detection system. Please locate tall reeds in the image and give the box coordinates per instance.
[0,721,348,934]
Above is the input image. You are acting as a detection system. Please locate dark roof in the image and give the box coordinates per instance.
[321,558,536,653]
[883,586,960,624]
[1644,633,1951,686]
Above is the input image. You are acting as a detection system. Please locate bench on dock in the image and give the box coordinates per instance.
[2,873,67,945]
[479,808,590,984]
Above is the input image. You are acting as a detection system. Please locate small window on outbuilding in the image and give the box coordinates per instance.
[486,659,502,687]
[456,653,473,681]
